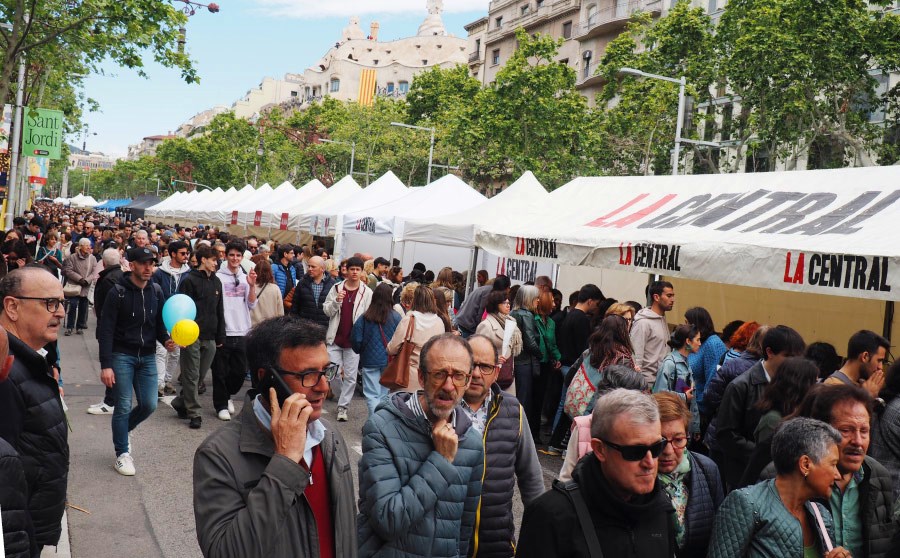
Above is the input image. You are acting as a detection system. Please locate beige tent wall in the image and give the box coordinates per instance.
[669,277,893,351]
[556,265,648,305]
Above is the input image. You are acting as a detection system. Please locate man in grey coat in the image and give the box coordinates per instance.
[358,333,485,557]
[193,316,356,558]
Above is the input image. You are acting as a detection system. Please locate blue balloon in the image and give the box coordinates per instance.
[162,294,197,332]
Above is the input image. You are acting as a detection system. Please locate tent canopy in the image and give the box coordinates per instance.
[245,179,327,228]
[308,171,410,236]
[287,175,362,232]
[343,174,486,239]
[403,171,548,247]
[475,166,900,301]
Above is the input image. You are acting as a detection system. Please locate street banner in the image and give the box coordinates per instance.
[0,104,11,152]
[475,167,900,301]
[253,210,262,227]
[27,156,49,186]
[23,107,63,159]
[358,69,377,107]
[231,210,238,225]
[279,212,289,230]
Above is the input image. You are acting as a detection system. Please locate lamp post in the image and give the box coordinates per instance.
[390,122,435,184]
[318,138,356,176]
[619,67,686,176]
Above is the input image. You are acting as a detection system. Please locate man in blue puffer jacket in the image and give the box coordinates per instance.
[358,333,484,557]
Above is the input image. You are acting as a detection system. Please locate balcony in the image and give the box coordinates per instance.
[468,51,482,64]
[574,0,662,41]
[575,61,607,90]
[486,0,579,44]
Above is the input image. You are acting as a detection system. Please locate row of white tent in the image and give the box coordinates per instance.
[144,166,899,301]
[55,193,103,208]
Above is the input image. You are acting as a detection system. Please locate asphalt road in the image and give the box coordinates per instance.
[57,314,565,557]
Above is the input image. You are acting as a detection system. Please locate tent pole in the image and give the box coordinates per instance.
[389,239,395,265]
[467,247,479,295]
[883,301,895,343]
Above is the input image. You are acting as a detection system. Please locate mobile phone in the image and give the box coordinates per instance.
[675,378,692,393]
[265,368,294,406]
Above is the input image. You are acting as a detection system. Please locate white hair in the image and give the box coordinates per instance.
[590,388,660,440]
[77,237,92,247]
[102,248,121,267]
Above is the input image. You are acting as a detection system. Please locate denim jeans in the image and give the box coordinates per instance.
[361,366,388,417]
[65,296,88,330]
[111,353,158,456]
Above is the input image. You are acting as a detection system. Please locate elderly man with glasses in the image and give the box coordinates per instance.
[358,333,485,558]
[193,316,356,558]
[460,334,543,558]
[0,266,69,555]
[518,389,677,558]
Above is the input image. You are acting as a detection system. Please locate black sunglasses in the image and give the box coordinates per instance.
[270,363,340,388]
[601,437,668,461]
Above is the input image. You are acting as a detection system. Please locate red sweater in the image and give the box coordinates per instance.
[303,445,334,558]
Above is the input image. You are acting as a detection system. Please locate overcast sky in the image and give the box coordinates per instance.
[79,1,489,157]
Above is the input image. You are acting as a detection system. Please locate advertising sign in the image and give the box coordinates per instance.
[22,107,63,159]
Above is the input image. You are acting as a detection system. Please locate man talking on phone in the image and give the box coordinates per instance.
[193,316,356,558]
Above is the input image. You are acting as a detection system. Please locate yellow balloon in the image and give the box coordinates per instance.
[171,319,200,347]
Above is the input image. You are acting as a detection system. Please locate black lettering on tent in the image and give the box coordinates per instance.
[828,255,843,288]
[781,192,880,236]
[867,258,881,291]
[824,190,900,235]
[808,254,822,285]
[691,189,770,227]
[716,192,804,231]
[853,257,868,290]
[747,193,837,233]
[842,255,855,289]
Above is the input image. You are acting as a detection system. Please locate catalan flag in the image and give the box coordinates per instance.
[358,68,377,107]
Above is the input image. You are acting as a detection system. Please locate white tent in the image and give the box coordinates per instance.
[194,184,258,224]
[233,181,296,227]
[248,179,328,229]
[309,171,410,237]
[71,194,100,208]
[341,174,487,269]
[475,166,900,300]
[285,175,362,231]
[171,188,220,222]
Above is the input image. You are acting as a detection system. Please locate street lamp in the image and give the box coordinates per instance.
[318,138,356,176]
[619,67,687,176]
[390,122,435,184]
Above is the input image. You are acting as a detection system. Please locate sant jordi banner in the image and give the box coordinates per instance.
[474,166,900,301]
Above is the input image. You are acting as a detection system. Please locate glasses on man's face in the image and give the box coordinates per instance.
[473,362,498,376]
[666,436,689,450]
[601,437,668,461]
[428,369,472,387]
[13,296,65,313]
[271,363,340,388]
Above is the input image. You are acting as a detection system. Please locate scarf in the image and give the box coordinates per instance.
[659,452,691,549]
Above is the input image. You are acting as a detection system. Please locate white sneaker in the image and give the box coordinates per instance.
[87,403,114,415]
[217,409,231,421]
[115,453,136,476]
[227,400,235,415]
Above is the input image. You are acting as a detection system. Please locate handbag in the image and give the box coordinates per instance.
[63,280,82,298]
[380,314,415,391]
[497,356,515,390]
[564,357,602,418]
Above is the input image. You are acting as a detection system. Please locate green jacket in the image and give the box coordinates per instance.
[708,479,835,558]
[533,314,561,364]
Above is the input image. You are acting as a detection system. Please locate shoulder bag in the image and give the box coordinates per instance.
[552,479,604,558]
[380,314,415,391]
[63,279,82,298]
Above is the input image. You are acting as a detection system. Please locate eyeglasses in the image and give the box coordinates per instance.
[473,362,498,376]
[270,363,340,388]
[428,369,472,387]
[12,296,65,313]
[666,436,689,450]
[601,437,668,461]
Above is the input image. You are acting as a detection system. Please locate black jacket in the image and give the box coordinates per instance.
[177,269,225,344]
[715,360,768,488]
[557,309,591,366]
[93,265,123,322]
[470,386,544,558]
[0,436,35,558]
[0,333,68,547]
[97,274,168,369]
[680,451,725,558]
[517,455,676,558]
[290,273,336,328]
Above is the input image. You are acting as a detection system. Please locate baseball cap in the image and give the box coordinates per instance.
[126,247,156,263]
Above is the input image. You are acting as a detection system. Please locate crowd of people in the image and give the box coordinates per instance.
[1,201,900,557]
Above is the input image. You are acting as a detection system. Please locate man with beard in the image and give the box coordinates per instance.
[460,335,543,558]
[824,330,890,398]
[762,384,896,558]
[358,333,485,558]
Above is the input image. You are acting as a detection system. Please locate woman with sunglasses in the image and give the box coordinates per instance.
[709,417,849,558]
[653,392,724,558]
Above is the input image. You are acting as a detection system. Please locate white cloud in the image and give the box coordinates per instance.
[253,0,489,19]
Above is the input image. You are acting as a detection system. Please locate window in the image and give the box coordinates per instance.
[290,91,298,97]
[373,59,379,65]
[521,5,530,16]
[537,0,545,7]
[563,20,573,39]
[399,81,409,94]
[708,0,717,12]
[475,38,481,53]
[422,59,428,65]
[721,103,734,141]
[492,49,501,65]
[495,16,503,29]
[330,78,340,92]
[587,4,598,25]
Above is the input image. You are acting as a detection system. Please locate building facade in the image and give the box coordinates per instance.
[126,134,176,160]
[69,152,118,171]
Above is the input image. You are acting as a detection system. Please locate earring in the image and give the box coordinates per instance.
[803,470,809,478]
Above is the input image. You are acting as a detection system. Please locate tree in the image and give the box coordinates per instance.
[716,0,900,169]
[0,1,197,114]
[406,64,480,123]
[597,2,717,174]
